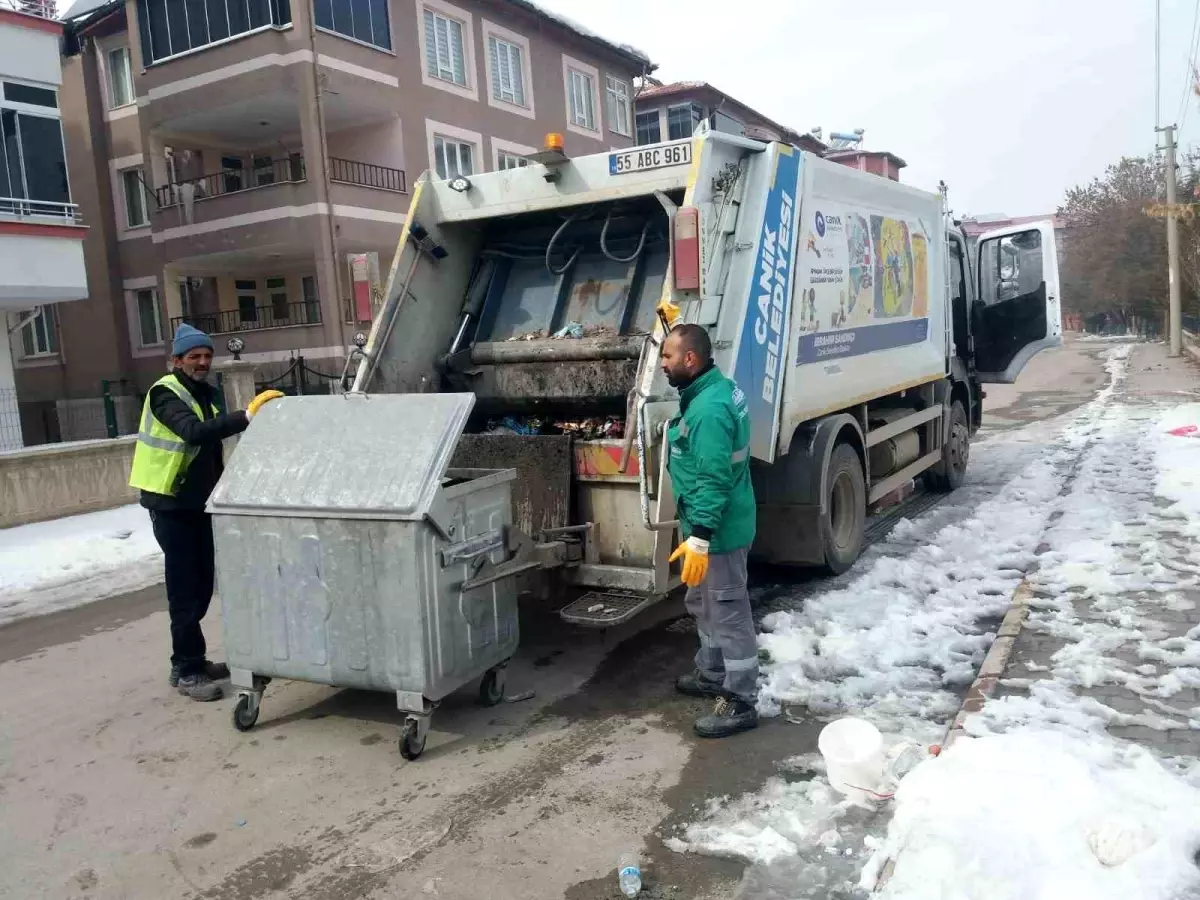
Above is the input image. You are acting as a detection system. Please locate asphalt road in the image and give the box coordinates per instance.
[0,338,1116,900]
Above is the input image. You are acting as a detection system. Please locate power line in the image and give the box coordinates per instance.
[1175,0,1200,130]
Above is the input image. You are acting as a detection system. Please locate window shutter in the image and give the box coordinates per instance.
[449,19,465,85]
[423,10,438,77]
[489,37,501,99]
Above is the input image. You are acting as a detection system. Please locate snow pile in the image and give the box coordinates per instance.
[1156,403,1200,536]
[754,436,1070,736]
[862,730,1200,900]
[0,504,162,626]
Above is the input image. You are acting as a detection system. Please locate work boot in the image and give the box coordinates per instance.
[695,695,758,738]
[168,661,230,687]
[676,670,724,698]
[176,672,223,702]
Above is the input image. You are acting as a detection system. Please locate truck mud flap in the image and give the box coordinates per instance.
[451,434,572,537]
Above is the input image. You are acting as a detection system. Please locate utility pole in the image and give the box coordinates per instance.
[1160,124,1184,357]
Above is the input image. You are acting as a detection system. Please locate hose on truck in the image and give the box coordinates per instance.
[600,207,650,263]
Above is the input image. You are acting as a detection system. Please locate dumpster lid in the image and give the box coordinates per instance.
[209,393,476,520]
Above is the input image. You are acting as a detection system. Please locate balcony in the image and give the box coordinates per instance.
[170,300,321,336]
[0,198,82,224]
[155,157,307,209]
[155,156,406,209]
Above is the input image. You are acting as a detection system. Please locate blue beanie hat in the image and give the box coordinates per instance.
[172,323,214,357]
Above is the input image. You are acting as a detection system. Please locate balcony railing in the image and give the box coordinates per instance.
[170,300,322,336]
[329,157,406,193]
[1,0,55,18]
[0,198,82,224]
[156,157,307,209]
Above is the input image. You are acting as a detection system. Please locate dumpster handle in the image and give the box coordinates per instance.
[638,401,678,532]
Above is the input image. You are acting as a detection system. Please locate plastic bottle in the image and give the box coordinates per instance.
[617,852,642,897]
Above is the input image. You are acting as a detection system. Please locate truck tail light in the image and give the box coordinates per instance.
[673,206,701,291]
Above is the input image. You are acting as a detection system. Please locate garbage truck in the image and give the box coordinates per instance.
[209,125,1059,755]
[346,124,1060,617]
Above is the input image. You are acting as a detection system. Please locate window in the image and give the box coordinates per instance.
[424,8,467,86]
[497,150,528,171]
[710,110,745,137]
[1,109,70,212]
[301,275,319,323]
[135,288,165,346]
[220,156,244,193]
[2,82,58,109]
[667,103,702,141]
[567,68,595,131]
[107,47,134,108]
[635,109,660,145]
[488,36,525,106]
[135,0,293,65]
[122,168,149,228]
[252,155,275,187]
[433,135,473,179]
[235,279,258,324]
[19,306,57,358]
[313,0,390,50]
[605,76,631,137]
[266,276,288,322]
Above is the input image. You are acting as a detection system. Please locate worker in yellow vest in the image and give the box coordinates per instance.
[129,324,283,701]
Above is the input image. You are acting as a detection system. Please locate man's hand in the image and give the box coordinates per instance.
[669,536,710,587]
[246,390,285,418]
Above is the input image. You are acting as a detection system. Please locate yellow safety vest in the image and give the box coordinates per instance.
[128,374,219,496]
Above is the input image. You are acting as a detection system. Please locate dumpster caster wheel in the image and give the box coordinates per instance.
[478,668,505,707]
[232,694,260,732]
[399,719,426,761]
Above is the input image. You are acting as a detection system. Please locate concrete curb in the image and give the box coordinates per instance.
[942,580,1033,748]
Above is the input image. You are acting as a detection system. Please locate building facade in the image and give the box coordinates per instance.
[633,81,825,154]
[19,0,649,442]
[1,0,89,448]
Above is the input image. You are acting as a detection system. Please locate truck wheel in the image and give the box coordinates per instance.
[821,443,866,575]
[926,400,969,493]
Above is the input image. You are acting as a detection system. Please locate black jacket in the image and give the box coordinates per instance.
[139,369,249,512]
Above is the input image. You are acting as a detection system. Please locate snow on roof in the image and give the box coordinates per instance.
[503,0,652,70]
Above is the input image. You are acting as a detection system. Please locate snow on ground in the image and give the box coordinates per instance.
[667,343,1200,897]
[0,504,162,626]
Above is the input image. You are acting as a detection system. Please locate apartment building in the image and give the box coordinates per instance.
[634,81,825,154]
[1,0,89,449]
[17,0,650,441]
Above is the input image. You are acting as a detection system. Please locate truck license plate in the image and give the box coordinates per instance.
[608,140,692,175]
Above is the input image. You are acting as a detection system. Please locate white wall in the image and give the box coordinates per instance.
[0,233,87,305]
[0,21,62,85]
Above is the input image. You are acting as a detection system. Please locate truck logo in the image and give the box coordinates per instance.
[733,146,802,463]
[815,211,826,238]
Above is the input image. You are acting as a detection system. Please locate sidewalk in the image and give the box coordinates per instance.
[962,341,1200,759]
[0,504,162,626]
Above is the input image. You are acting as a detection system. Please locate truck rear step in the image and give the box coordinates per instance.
[560,591,658,628]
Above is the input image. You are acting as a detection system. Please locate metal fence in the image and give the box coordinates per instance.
[255,355,344,397]
[171,299,322,336]
[5,382,143,448]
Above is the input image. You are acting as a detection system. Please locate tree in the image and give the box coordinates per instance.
[1057,155,1169,333]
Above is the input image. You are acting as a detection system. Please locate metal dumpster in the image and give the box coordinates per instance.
[208,392,519,759]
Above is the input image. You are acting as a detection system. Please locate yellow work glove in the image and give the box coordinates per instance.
[246,390,285,418]
[669,536,710,587]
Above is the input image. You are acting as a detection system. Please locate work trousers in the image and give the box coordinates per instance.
[150,510,215,677]
[684,546,758,702]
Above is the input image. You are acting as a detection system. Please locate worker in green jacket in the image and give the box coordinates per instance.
[662,324,759,738]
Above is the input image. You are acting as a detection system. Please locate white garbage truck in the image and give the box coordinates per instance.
[210,126,1059,753]
[341,124,1060,627]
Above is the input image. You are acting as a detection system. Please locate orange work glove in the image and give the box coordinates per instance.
[246,390,285,418]
[669,536,710,587]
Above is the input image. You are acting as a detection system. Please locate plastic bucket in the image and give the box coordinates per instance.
[818,717,885,801]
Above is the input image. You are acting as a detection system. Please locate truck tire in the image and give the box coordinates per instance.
[821,443,866,575]
[926,400,969,493]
